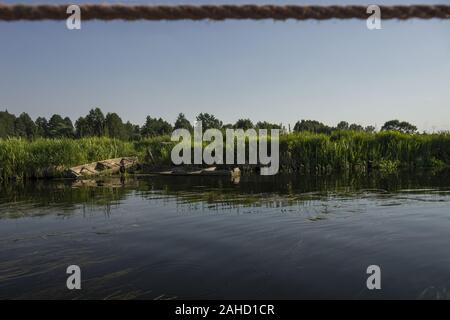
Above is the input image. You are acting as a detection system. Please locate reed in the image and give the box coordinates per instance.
[1,131,450,180]
[279,131,450,174]
[0,137,135,179]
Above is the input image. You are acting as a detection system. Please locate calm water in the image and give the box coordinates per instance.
[1,172,450,299]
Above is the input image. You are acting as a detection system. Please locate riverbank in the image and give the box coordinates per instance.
[1,131,450,180]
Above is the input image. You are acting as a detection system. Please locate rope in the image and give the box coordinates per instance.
[1,4,450,21]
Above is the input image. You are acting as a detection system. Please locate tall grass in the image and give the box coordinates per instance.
[1,131,450,179]
[279,131,450,174]
[133,135,173,165]
[135,130,450,174]
[0,137,136,179]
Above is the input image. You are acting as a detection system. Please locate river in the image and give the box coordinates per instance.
[1,171,450,299]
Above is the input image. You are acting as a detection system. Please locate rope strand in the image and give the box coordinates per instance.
[1,4,450,21]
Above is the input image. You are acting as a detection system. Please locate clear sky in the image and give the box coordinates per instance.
[1,0,449,131]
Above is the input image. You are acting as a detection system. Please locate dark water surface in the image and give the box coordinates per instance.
[2,172,450,299]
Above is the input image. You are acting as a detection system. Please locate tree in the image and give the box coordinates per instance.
[75,116,90,138]
[233,118,254,130]
[85,108,106,136]
[62,117,74,137]
[381,120,417,134]
[47,114,64,138]
[141,116,173,137]
[222,123,233,130]
[349,123,364,131]
[105,112,126,139]
[0,110,16,138]
[336,121,349,130]
[364,125,376,133]
[196,113,222,131]
[255,121,282,130]
[124,121,141,141]
[35,117,49,137]
[293,120,331,134]
[14,112,37,139]
[47,114,73,138]
[174,113,193,131]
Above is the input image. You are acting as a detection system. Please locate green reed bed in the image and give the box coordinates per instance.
[135,131,450,174]
[1,131,450,180]
[0,137,136,179]
[279,131,450,174]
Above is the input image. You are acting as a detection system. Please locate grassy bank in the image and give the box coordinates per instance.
[1,131,450,180]
[0,137,136,179]
[279,131,450,174]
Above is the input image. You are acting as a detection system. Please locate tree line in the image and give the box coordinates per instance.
[0,108,419,140]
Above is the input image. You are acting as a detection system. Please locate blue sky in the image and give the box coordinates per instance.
[1,0,449,131]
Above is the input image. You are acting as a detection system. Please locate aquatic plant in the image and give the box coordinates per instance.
[0,137,135,180]
[278,131,450,174]
[1,131,450,180]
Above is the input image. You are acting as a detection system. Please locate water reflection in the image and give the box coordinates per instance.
[1,170,450,218]
[1,170,450,299]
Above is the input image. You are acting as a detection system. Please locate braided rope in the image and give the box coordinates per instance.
[0,4,450,21]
